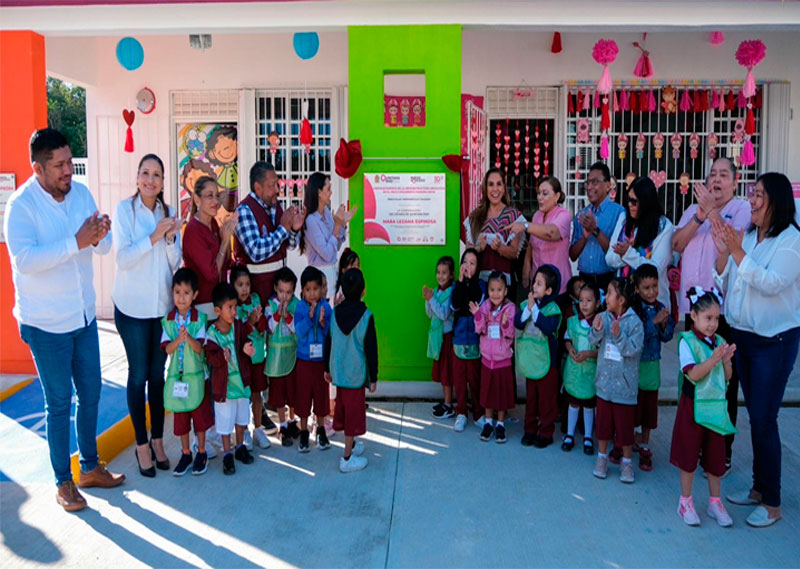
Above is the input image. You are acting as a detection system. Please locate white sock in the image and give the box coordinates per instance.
[496,421,504,428]
[583,408,594,438]
[622,457,632,464]
[599,452,608,458]
[567,406,579,437]
[280,422,287,428]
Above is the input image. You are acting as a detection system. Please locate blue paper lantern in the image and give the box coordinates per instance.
[293,32,319,60]
[116,37,144,71]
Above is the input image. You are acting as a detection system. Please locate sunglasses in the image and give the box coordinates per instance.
[627,197,639,206]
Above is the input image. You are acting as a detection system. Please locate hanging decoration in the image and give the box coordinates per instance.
[629,90,639,113]
[293,32,320,60]
[533,122,541,179]
[736,39,766,98]
[612,90,619,112]
[567,92,575,114]
[711,89,720,109]
[504,118,510,171]
[737,90,747,109]
[679,89,692,112]
[617,133,628,159]
[524,120,530,170]
[135,87,156,114]
[649,170,667,190]
[707,133,719,159]
[299,99,313,153]
[577,119,590,143]
[514,121,521,176]
[670,133,682,159]
[619,89,629,111]
[635,133,646,159]
[679,173,691,195]
[600,97,610,130]
[609,176,617,200]
[494,123,502,169]
[732,118,746,144]
[551,32,563,54]
[116,37,144,71]
[122,109,135,153]
[688,133,700,160]
[600,133,610,160]
[653,133,665,160]
[592,39,619,94]
[268,131,280,157]
[582,90,591,110]
[710,31,725,46]
[725,90,735,111]
[754,88,763,109]
[648,90,657,112]
[661,87,677,114]
[594,90,601,109]
[575,154,582,179]
[543,122,550,176]
[632,38,654,78]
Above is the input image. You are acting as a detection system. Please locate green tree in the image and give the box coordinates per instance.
[47,77,86,157]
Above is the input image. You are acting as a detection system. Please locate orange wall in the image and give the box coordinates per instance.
[0,31,47,374]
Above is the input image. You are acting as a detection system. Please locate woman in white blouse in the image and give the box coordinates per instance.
[112,154,182,477]
[606,176,674,307]
[713,172,800,528]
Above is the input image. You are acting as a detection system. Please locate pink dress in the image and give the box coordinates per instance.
[529,205,572,294]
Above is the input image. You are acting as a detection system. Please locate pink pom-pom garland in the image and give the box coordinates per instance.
[593,39,619,65]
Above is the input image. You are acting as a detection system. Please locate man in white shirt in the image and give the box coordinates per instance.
[3,129,125,512]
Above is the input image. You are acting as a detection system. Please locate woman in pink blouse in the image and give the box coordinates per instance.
[182,176,237,320]
[512,176,572,295]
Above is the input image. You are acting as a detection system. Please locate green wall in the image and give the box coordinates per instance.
[348,25,462,380]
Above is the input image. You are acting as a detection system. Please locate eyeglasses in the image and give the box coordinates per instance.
[586,178,605,186]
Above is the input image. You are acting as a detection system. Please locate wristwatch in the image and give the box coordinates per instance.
[592,227,600,238]
[523,221,530,232]
[692,213,705,224]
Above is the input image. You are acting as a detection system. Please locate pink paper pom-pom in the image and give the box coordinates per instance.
[735,40,766,69]
[710,31,725,46]
[592,39,619,66]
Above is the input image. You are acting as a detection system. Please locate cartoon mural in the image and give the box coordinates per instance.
[384,96,425,127]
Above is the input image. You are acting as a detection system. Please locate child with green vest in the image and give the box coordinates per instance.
[561,282,601,455]
[230,265,270,450]
[516,264,562,449]
[204,282,257,475]
[425,255,455,419]
[265,267,300,447]
[670,287,736,527]
[324,268,378,473]
[161,268,213,476]
[632,264,675,471]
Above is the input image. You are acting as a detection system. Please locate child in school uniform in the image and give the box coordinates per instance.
[671,287,736,527]
[590,278,644,484]
[162,268,213,476]
[265,267,300,447]
[471,270,517,444]
[633,264,675,471]
[425,256,455,419]
[324,268,378,473]
[516,264,563,449]
[230,265,270,450]
[562,282,601,455]
[450,248,486,433]
[294,266,333,452]
[204,282,257,475]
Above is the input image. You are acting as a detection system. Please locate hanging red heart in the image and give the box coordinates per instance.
[514,152,520,159]
[122,109,135,152]
[123,109,135,126]
[504,135,510,142]
[534,147,540,155]
[495,142,501,150]
[524,158,530,166]
[524,136,530,144]
[515,129,520,137]
[514,160,520,167]
[514,168,520,176]
[514,142,520,149]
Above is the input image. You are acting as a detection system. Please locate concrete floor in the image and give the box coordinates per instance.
[2,402,799,569]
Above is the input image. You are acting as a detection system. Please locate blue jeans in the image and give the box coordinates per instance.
[19,319,102,485]
[732,326,800,507]
[114,306,167,446]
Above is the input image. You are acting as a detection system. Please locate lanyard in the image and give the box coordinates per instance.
[177,308,191,374]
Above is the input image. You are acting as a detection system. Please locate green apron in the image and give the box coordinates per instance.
[562,315,597,400]
[206,323,251,400]
[638,360,661,391]
[162,311,208,413]
[678,332,737,436]
[516,300,561,380]
[427,286,452,361]
[237,293,266,364]
[266,296,298,377]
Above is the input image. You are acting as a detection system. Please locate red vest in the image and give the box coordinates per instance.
[234,194,288,266]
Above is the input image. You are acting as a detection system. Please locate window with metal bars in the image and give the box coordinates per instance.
[254,90,334,209]
[564,83,763,224]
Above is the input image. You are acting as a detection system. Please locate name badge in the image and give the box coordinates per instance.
[173,381,190,399]
[310,343,323,359]
[605,343,622,362]
[489,324,501,340]
[280,322,290,336]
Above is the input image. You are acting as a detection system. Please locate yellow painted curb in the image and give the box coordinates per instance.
[0,377,35,402]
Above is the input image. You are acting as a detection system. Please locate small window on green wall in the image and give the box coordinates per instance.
[383,73,426,128]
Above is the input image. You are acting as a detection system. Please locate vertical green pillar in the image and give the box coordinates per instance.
[348,25,462,381]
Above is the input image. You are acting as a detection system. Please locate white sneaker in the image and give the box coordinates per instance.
[253,427,271,449]
[191,438,218,459]
[620,461,635,484]
[707,500,733,527]
[243,429,254,451]
[475,416,486,430]
[352,440,365,457]
[339,454,368,473]
[677,497,701,526]
[454,414,467,432]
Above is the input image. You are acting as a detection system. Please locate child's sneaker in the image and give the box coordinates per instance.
[593,454,609,479]
[316,427,331,450]
[620,460,635,483]
[339,454,368,473]
[262,413,279,435]
[431,402,445,416]
[192,438,218,459]
[192,451,208,475]
[677,496,701,526]
[707,499,733,527]
[287,420,301,439]
[583,437,595,455]
[324,416,335,437]
[609,445,623,464]
[352,440,365,457]
[234,445,254,464]
[280,426,293,447]
[222,453,235,475]
[495,424,507,444]
[298,429,310,453]
[479,423,494,442]
[454,414,467,432]
[639,448,653,471]
[433,404,455,419]
[173,452,193,477]
[243,429,254,451]
[253,428,271,449]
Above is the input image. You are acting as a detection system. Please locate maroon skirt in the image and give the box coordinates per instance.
[479,363,515,412]
[432,332,454,386]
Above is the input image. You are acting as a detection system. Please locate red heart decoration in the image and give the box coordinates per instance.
[514,142,520,149]
[524,136,530,144]
[504,135,510,142]
[514,160,520,167]
[514,151,520,159]
[122,109,135,126]
[524,158,530,166]
[534,147,540,155]
[504,153,510,161]
[515,129,520,137]
[514,168,520,176]
[495,142,501,150]
[649,170,667,189]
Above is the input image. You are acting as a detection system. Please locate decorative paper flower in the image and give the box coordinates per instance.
[735,40,766,69]
[592,39,619,65]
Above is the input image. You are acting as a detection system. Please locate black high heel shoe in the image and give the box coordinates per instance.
[135,447,156,478]
[150,440,170,471]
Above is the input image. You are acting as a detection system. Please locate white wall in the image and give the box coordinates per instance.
[463,30,799,179]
